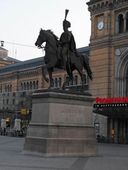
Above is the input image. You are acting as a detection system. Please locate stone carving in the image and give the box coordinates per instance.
[87,0,128,14]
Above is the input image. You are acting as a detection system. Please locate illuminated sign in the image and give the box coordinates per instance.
[21,108,29,115]
[93,97,128,115]
[96,97,128,104]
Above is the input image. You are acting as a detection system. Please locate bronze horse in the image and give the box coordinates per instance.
[35,29,92,89]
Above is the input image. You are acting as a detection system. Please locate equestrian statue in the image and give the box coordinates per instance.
[35,9,92,90]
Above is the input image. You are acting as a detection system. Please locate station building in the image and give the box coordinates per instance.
[0,46,89,129]
[87,0,128,143]
[1,0,128,143]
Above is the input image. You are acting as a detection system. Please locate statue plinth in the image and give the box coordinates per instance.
[23,90,97,156]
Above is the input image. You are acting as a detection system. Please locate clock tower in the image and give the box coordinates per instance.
[87,0,128,97]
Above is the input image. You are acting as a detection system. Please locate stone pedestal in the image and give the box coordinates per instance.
[24,90,97,156]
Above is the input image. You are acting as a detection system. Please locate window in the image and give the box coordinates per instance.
[27,82,29,90]
[21,83,23,90]
[6,99,9,105]
[80,74,87,85]
[24,83,26,90]
[59,78,62,87]
[0,85,2,93]
[22,91,26,97]
[13,99,15,105]
[5,85,7,92]
[55,78,58,87]
[66,76,69,86]
[53,77,62,88]
[126,67,128,96]
[126,12,128,32]
[36,81,38,89]
[13,92,15,97]
[118,14,124,33]
[74,75,78,85]
[33,81,36,89]
[30,82,32,90]
[10,85,12,92]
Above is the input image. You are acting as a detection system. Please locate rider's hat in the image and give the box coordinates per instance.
[63,19,71,28]
[63,9,71,28]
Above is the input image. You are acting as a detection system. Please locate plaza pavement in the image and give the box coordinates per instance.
[0,136,128,170]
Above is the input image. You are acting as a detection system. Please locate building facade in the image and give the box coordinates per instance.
[0,47,19,67]
[87,0,128,143]
[2,0,128,143]
[0,47,89,129]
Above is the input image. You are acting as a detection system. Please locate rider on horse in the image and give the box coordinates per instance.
[60,10,78,76]
[35,10,92,89]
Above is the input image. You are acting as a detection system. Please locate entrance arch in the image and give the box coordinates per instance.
[116,49,128,97]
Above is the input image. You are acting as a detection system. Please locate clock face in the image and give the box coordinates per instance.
[97,21,104,30]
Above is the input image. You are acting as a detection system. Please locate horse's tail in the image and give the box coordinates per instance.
[82,54,93,80]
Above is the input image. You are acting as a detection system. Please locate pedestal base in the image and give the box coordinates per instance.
[24,90,97,156]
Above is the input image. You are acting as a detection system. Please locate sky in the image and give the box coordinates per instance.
[0,0,91,61]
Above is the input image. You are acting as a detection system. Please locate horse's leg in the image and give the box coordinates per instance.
[66,62,74,84]
[76,67,85,90]
[62,78,68,90]
[42,67,49,83]
[62,63,73,90]
[81,54,92,80]
[47,67,54,89]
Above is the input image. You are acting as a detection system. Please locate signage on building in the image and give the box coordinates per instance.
[93,97,128,115]
[21,108,29,115]
[96,97,128,104]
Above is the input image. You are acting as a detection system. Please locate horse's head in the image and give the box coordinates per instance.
[35,29,46,48]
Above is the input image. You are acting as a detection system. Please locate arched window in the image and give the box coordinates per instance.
[83,74,87,84]
[69,77,73,86]
[24,82,26,90]
[74,75,78,85]
[118,14,124,33]
[126,12,128,32]
[27,82,29,90]
[126,67,128,96]
[7,85,9,92]
[0,85,2,93]
[36,80,38,89]
[55,78,58,87]
[59,78,62,87]
[33,81,36,89]
[66,76,69,86]
[30,82,32,90]
[5,85,7,92]
[80,74,87,85]
[21,83,23,90]
[10,85,12,92]
[52,79,54,87]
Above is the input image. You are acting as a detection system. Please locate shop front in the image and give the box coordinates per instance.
[93,97,128,144]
